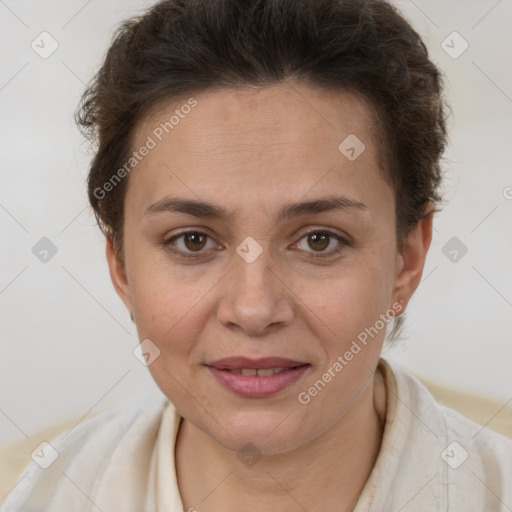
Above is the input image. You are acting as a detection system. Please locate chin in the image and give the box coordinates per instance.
[204,409,311,455]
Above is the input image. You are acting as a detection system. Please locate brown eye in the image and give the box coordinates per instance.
[295,230,348,257]
[162,230,219,259]
[183,232,207,251]
[307,232,330,251]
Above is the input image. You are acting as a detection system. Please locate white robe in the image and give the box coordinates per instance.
[2,358,511,511]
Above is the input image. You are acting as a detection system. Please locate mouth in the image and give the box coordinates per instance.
[205,357,311,398]
[220,367,293,376]
[207,356,308,370]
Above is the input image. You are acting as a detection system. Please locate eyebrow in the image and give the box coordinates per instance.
[144,195,368,223]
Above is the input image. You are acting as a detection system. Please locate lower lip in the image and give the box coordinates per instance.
[207,365,310,398]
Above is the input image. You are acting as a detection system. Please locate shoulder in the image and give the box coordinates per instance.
[438,400,512,472]
[33,395,170,463]
[374,358,512,510]
[0,396,171,511]
[385,357,512,456]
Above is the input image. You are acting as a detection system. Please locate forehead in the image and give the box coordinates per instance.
[126,82,390,218]
[139,83,379,152]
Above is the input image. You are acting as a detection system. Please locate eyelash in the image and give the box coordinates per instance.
[161,228,350,260]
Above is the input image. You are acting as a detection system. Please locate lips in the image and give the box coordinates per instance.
[207,356,307,370]
[206,357,310,398]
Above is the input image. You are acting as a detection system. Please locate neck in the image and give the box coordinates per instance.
[176,368,387,512]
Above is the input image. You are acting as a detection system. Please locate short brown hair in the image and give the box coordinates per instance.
[76,0,449,340]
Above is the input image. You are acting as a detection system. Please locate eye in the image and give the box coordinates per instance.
[162,230,220,259]
[293,229,349,257]
[162,228,349,260]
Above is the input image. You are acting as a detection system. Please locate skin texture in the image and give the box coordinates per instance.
[106,82,433,511]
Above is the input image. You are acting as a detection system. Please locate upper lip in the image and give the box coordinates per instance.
[206,357,308,370]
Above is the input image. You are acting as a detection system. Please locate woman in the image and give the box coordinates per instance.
[3,0,511,510]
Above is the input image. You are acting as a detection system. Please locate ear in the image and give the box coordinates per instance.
[391,204,434,314]
[105,236,133,314]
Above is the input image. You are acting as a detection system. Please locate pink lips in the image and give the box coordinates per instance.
[206,357,310,398]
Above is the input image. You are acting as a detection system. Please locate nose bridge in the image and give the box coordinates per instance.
[233,238,279,302]
[218,237,293,333]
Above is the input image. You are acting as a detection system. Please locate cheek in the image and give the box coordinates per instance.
[127,242,215,330]
[307,263,393,348]
[128,268,208,374]
[295,272,389,417]
[134,281,210,408]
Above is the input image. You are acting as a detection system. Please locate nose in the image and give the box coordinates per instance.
[216,244,294,336]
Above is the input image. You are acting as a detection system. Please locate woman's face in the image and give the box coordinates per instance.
[107,83,428,454]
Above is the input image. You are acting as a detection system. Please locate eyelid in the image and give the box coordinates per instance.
[294,225,350,243]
